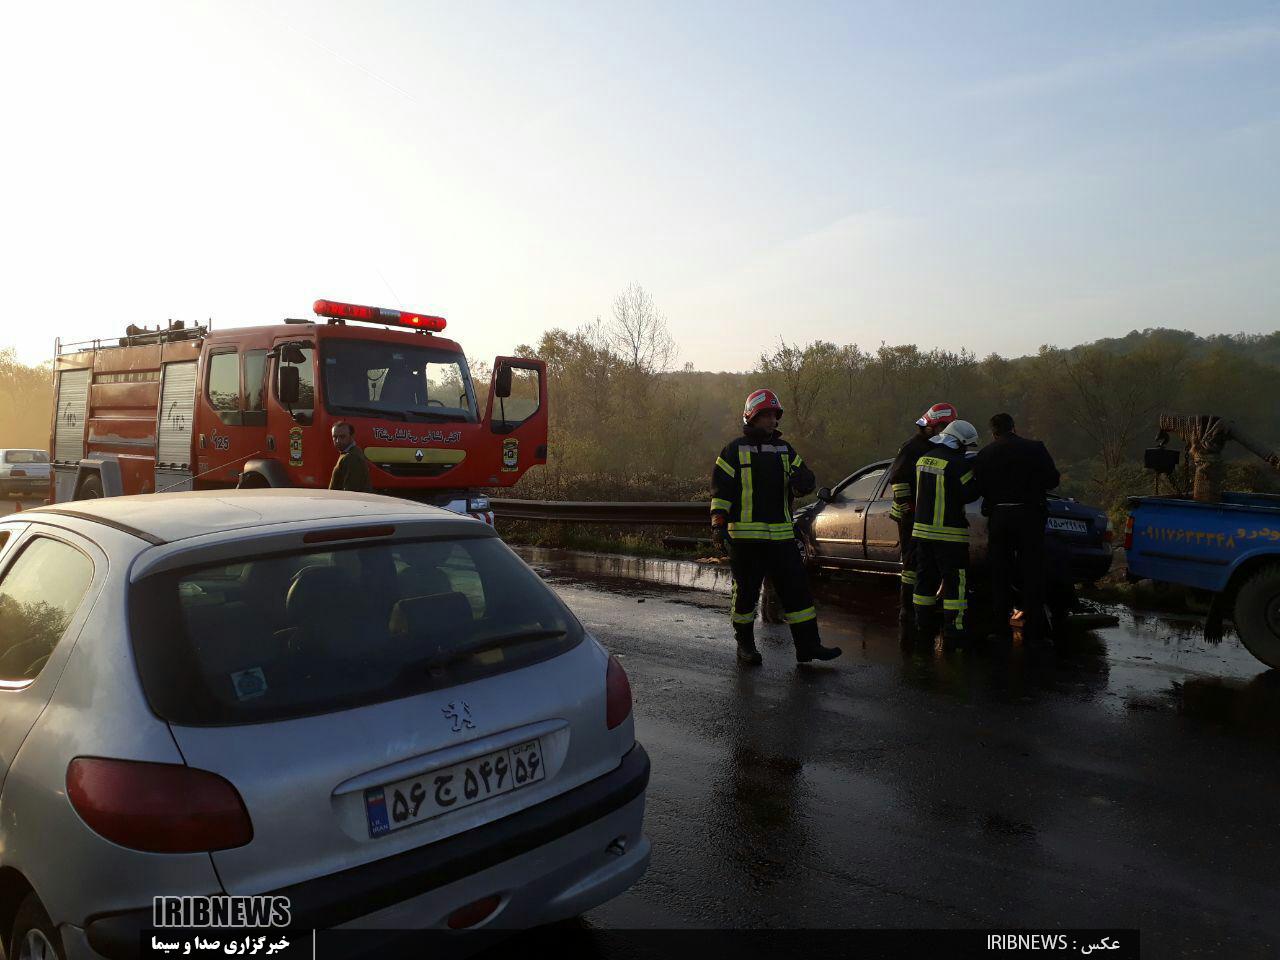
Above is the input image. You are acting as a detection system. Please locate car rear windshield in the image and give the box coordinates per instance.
[129,535,582,725]
[4,451,47,464]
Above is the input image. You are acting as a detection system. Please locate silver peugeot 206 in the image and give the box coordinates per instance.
[0,490,650,960]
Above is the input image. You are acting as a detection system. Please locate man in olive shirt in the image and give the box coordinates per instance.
[329,421,373,493]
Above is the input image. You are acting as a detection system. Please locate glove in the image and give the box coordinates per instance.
[710,525,728,555]
[790,476,815,497]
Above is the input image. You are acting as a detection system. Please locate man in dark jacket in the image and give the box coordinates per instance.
[973,413,1061,649]
[711,389,841,666]
[886,402,959,642]
[912,419,983,647]
[329,421,373,493]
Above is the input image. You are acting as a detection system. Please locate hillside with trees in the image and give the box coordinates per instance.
[510,290,1280,523]
[0,349,53,451]
[2,296,1276,523]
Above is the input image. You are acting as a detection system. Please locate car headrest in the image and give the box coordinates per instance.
[388,592,474,660]
[396,564,452,599]
[286,566,355,621]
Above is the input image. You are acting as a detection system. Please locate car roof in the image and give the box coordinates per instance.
[23,490,465,545]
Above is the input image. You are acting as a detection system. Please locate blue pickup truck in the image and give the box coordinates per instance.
[1126,491,1280,668]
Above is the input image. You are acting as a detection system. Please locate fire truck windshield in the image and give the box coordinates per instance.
[321,339,478,423]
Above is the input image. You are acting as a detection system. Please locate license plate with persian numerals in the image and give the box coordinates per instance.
[1046,517,1089,534]
[364,739,545,838]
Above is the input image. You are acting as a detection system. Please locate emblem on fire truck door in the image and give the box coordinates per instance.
[502,437,519,472]
[289,426,304,467]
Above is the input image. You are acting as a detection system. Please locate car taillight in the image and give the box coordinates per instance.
[9,469,25,477]
[1123,515,1134,550]
[1103,517,1114,543]
[606,655,632,730]
[66,758,253,853]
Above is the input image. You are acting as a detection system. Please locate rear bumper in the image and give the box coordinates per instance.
[1065,545,1113,584]
[84,742,650,958]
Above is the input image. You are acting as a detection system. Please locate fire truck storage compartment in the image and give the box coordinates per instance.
[53,368,91,499]
[155,360,198,490]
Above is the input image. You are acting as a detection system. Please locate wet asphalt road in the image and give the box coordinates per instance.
[521,550,1280,958]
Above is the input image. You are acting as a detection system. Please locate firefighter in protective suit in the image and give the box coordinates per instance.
[711,390,842,666]
[912,419,983,648]
[886,402,959,642]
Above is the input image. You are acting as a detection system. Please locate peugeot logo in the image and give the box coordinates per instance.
[414,449,424,462]
[443,701,474,733]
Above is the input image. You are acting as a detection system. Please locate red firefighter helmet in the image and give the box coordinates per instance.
[743,389,784,425]
[915,402,958,429]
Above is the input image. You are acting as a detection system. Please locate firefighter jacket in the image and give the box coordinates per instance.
[887,431,935,522]
[710,428,815,541]
[911,440,981,543]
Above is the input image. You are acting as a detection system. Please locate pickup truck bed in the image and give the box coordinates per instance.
[1127,492,1280,668]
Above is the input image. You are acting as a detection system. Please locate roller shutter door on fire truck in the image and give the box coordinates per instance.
[157,361,198,469]
[53,368,91,464]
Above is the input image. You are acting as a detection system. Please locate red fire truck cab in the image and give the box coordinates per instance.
[48,299,547,520]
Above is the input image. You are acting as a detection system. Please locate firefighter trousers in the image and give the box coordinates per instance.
[728,539,821,652]
[913,538,969,639]
[896,514,918,623]
[989,505,1047,645]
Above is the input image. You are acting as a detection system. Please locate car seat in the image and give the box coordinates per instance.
[387,591,475,663]
[281,566,372,662]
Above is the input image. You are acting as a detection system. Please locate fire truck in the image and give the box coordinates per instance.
[47,299,547,520]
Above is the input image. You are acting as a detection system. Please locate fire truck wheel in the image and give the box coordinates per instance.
[75,475,104,500]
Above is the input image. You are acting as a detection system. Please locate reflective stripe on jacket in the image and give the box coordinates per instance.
[710,430,814,540]
[887,432,935,522]
[911,442,981,543]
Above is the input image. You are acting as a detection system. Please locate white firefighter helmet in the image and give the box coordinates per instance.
[932,419,979,448]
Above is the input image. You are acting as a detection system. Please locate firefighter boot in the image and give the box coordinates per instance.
[942,599,970,651]
[734,623,763,666]
[791,620,842,664]
[915,606,942,646]
[898,584,916,645]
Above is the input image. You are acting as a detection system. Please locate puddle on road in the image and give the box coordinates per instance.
[519,546,1280,741]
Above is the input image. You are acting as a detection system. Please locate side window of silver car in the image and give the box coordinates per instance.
[0,537,94,682]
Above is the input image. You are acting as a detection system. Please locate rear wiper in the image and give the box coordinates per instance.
[330,404,408,421]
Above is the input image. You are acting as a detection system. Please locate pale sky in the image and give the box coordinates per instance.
[1,1,1276,370]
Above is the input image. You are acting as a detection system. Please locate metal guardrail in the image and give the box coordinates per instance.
[489,499,708,525]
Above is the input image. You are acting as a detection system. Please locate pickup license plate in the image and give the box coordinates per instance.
[364,739,545,838]
[1046,517,1089,534]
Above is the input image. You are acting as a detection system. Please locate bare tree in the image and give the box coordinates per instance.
[607,283,675,374]
[1055,340,1190,474]
[758,339,840,439]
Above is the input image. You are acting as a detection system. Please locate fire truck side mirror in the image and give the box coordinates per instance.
[279,366,301,405]
[494,364,513,399]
